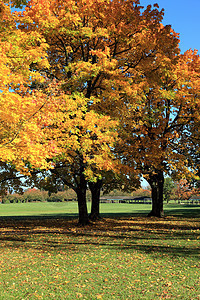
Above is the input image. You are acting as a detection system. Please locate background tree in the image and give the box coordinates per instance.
[163,177,175,203]
[115,47,200,217]
[174,179,197,203]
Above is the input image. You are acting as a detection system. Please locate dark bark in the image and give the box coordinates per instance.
[76,172,90,226]
[77,190,90,225]
[89,179,103,221]
[76,184,90,225]
[49,157,90,225]
[147,170,164,217]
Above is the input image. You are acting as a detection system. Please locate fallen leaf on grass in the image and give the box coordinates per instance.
[76,292,83,298]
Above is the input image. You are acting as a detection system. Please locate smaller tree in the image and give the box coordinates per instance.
[174,179,197,202]
[163,177,175,203]
[29,87,119,225]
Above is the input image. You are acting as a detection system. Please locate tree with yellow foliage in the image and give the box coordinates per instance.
[40,86,118,224]
[0,0,56,171]
[15,0,171,223]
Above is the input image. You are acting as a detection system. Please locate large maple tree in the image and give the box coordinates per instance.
[15,0,172,222]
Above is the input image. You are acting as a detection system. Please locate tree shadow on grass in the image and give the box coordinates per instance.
[0,207,199,231]
[0,212,199,258]
[164,207,200,218]
[0,233,199,259]
[119,243,200,257]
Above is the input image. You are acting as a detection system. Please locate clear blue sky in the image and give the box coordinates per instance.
[140,0,200,54]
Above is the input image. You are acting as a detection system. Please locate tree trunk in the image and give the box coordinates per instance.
[76,174,90,226]
[147,170,164,217]
[89,179,102,221]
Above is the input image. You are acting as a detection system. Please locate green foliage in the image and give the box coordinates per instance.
[103,187,151,199]
[47,191,76,202]
[4,193,23,203]
[9,0,27,8]
[163,177,175,203]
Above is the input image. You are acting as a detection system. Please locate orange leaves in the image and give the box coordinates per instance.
[114,14,200,181]
[21,0,81,33]
[174,179,198,201]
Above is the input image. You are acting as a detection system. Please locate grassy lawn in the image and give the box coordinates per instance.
[0,203,199,299]
[0,201,199,218]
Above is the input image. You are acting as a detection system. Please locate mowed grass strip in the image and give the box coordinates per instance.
[0,201,199,217]
[0,203,199,299]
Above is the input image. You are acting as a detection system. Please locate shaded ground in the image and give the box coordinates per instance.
[0,212,199,256]
[0,207,199,299]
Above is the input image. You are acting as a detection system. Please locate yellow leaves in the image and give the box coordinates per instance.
[71,61,100,79]
[22,85,118,176]
[0,4,55,171]
[84,169,94,180]
[0,26,49,90]
[80,26,93,38]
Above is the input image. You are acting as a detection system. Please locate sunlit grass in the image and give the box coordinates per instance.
[0,201,199,218]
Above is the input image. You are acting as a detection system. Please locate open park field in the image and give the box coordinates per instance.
[0,202,199,299]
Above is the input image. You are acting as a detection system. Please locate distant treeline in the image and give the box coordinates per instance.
[1,187,200,204]
[1,187,151,204]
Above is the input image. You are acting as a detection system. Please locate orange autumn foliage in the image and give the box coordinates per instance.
[175,179,199,201]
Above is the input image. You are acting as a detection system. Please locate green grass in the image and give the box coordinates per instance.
[0,203,199,299]
[0,201,199,218]
[0,202,79,218]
